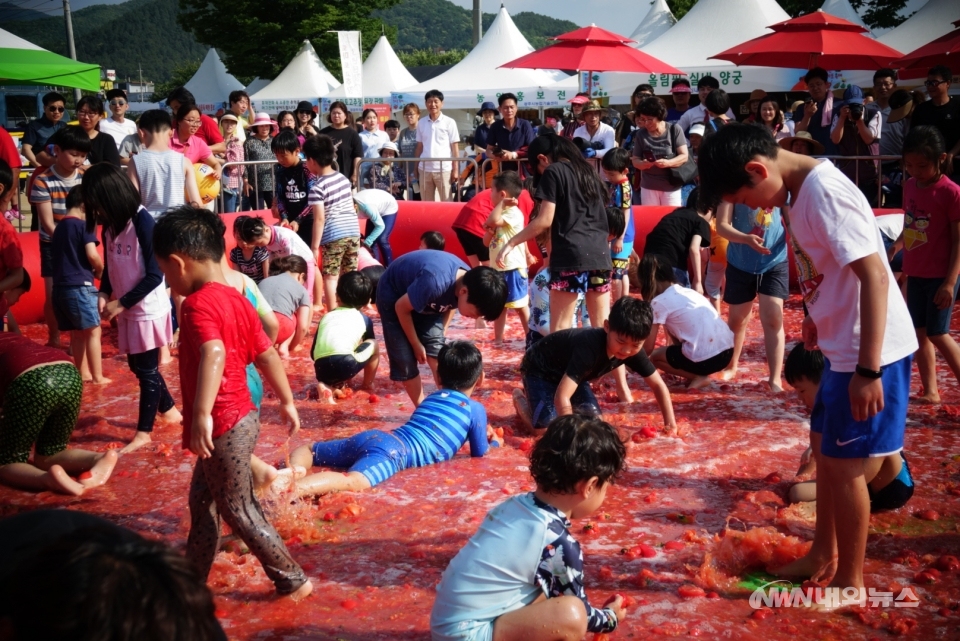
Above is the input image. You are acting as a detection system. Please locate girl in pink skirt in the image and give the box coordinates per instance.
[82,165,182,454]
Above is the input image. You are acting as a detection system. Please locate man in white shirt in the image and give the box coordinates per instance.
[677,76,736,135]
[415,89,460,202]
[572,101,616,158]
[98,89,138,150]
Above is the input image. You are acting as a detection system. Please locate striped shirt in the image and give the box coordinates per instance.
[308,172,359,246]
[229,246,268,283]
[392,389,488,469]
[134,150,185,218]
[30,165,84,242]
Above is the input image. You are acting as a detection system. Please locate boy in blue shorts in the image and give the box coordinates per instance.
[377,250,506,406]
[483,171,530,344]
[785,343,915,511]
[281,341,502,497]
[601,147,636,301]
[431,414,628,641]
[698,123,918,594]
[311,270,379,403]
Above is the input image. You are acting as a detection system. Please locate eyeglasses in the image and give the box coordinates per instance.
[924,79,947,87]
[183,119,201,126]
[47,106,65,113]
[637,116,656,124]
[76,110,98,118]
[109,99,126,106]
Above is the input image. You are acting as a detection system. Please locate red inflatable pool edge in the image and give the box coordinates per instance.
[10,204,903,326]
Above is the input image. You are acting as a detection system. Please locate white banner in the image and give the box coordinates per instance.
[337,31,363,99]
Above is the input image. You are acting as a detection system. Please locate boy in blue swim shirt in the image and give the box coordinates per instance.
[280,341,502,497]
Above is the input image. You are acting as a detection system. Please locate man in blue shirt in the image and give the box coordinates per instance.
[793,67,840,155]
[21,91,67,169]
[486,93,536,174]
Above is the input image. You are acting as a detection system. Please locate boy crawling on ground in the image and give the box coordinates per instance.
[276,340,501,497]
[431,414,628,641]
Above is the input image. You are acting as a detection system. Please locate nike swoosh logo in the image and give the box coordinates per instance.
[836,436,864,447]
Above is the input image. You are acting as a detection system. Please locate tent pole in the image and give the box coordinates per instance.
[62,0,83,102]
[472,0,482,46]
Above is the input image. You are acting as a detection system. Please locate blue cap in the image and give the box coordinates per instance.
[478,101,497,115]
[841,85,864,106]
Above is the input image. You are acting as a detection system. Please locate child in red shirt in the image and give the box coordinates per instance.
[0,160,25,321]
[153,205,312,601]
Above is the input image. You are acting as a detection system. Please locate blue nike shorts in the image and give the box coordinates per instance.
[311,430,408,486]
[811,355,911,459]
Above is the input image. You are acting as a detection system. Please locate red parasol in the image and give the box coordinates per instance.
[891,19,960,80]
[710,10,903,71]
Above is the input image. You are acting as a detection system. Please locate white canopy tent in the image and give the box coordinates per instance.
[183,49,244,112]
[877,0,959,58]
[244,77,270,95]
[391,7,568,111]
[250,40,341,113]
[322,35,417,112]
[590,0,804,101]
[628,0,677,47]
[820,0,872,34]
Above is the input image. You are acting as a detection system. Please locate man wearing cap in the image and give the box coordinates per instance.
[486,93,535,174]
[572,101,616,158]
[473,102,498,151]
[666,79,692,125]
[910,65,960,182]
[676,76,736,135]
[562,92,591,139]
[831,84,882,205]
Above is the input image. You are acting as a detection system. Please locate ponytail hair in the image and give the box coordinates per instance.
[637,254,676,302]
[236,215,268,244]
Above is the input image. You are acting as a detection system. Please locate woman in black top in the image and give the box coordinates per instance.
[74,95,121,168]
[319,100,363,186]
[497,133,612,331]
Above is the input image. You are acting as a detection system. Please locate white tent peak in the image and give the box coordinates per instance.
[244,77,270,95]
[628,0,676,47]
[183,49,244,108]
[404,6,564,94]
[877,0,960,55]
[820,0,872,34]
[643,0,790,69]
[0,26,45,51]
[251,40,341,103]
[326,35,416,99]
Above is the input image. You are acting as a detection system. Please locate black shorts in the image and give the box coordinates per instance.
[453,227,490,262]
[314,354,366,387]
[665,345,733,377]
[39,241,54,278]
[723,261,789,305]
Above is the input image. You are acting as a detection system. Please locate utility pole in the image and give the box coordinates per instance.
[61,0,82,103]
[139,64,144,101]
[472,0,482,46]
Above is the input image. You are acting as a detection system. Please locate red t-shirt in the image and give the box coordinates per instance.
[0,333,73,394]
[197,114,224,147]
[902,175,960,279]
[451,188,535,238]
[0,216,23,318]
[0,127,20,171]
[178,282,272,448]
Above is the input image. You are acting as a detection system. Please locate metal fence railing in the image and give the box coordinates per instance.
[813,154,901,207]
[353,156,481,201]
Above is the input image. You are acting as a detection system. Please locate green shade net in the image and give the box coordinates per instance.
[0,28,100,91]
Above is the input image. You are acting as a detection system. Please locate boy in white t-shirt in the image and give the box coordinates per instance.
[697,123,917,598]
[485,171,530,344]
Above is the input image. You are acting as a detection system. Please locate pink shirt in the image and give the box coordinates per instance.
[902,175,960,279]
[170,133,212,164]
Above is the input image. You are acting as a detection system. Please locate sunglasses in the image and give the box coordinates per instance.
[109,100,126,106]
[47,106,65,113]
[924,79,947,87]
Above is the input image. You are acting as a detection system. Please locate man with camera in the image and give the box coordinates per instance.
[831,85,882,205]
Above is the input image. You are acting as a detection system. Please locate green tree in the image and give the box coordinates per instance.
[151,60,201,102]
[396,49,468,67]
[178,0,400,80]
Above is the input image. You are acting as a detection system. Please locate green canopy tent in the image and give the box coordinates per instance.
[0,26,100,91]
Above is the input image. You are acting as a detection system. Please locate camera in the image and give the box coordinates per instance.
[849,103,864,120]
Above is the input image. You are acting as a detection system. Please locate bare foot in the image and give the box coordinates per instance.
[270,466,307,495]
[493,338,504,346]
[119,431,152,455]
[278,347,290,359]
[252,457,279,493]
[770,551,837,583]
[915,393,941,405]
[512,388,535,434]
[311,304,323,315]
[767,380,784,393]
[87,376,113,385]
[333,388,347,399]
[81,450,118,489]
[159,344,173,366]
[720,368,737,382]
[159,406,183,424]
[286,579,313,602]
[688,375,713,390]
[317,384,336,405]
[45,465,85,496]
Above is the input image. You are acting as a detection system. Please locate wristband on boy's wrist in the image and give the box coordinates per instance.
[855,364,882,379]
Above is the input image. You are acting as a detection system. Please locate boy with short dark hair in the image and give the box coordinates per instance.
[279,340,500,497]
[129,109,201,217]
[483,170,530,344]
[30,125,90,347]
[100,89,137,150]
[271,129,317,244]
[311,270,379,402]
[641,187,712,293]
[601,148,635,300]
[152,205,311,602]
[513,295,676,433]
[376,250,506,406]
[698,122,917,595]
[431,414,628,641]
[420,231,446,251]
